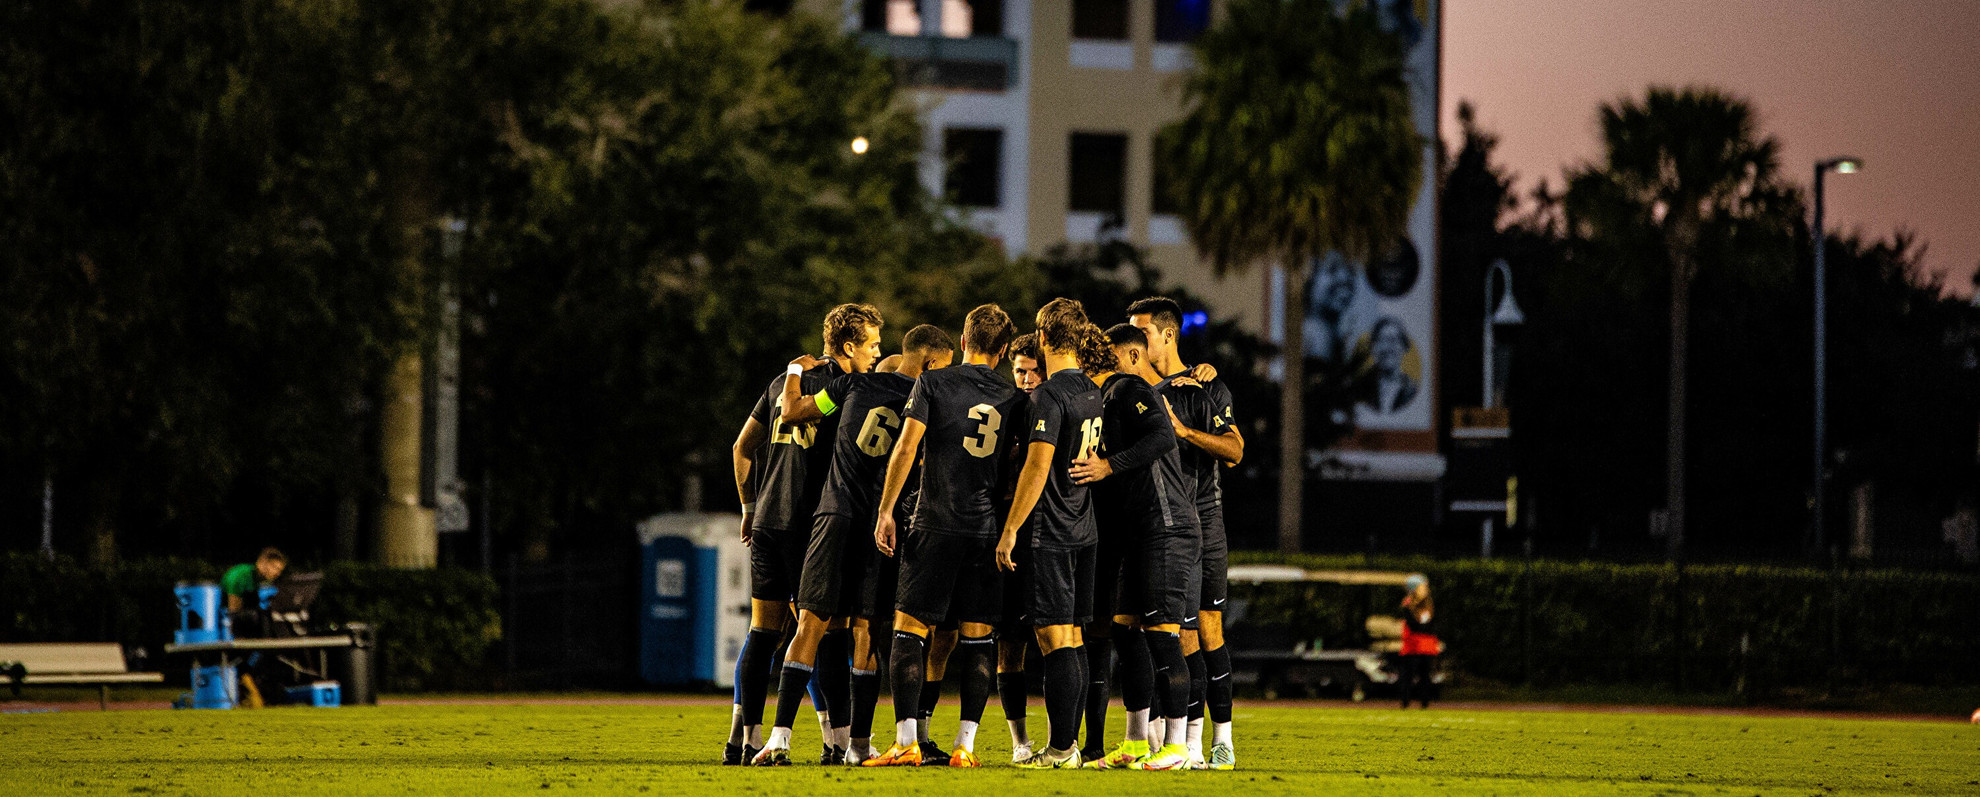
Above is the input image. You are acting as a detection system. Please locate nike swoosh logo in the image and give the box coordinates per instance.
[1144,610,1159,616]
[1184,617,1198,623]
[1211,673,1229,681]
[1211,599,1226,605]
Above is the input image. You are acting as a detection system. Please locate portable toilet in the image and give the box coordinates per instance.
[637,512,749,687]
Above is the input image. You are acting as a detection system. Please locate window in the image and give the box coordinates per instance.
[1155,0,1212,43]
[863,0,921,35]
[1072,0,1129,40]
[1068,133,1127,214]
[1151,140,1181,216]
[967,0,1005,37]
[944,128,1004,208]
[743,0,794,15]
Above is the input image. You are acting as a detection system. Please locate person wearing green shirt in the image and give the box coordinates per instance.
[222,548,287,612]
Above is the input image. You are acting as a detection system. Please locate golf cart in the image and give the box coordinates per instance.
[1223,565,1449,702]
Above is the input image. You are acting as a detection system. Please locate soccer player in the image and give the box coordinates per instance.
[1128,296,1244,770]
[1075,323,1201,771]
[1000,299,1109,770]
[996,331,1045,762]
[751,325,955,766]
[725,303,883,765]
[864,304,1026,768]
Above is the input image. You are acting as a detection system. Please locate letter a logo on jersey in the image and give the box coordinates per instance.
[1036,420,1046,431]
[1136,402,1148,414]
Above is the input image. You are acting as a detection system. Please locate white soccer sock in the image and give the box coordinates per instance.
[1148,714,1166,747]
[1125,708,1150,742]
[728,704,746,745]
[746,725,763,747]
[766,726,792,751]
[1007,717,1030,748]
[954,720,979,753]
[816,711,833,746]
[917,715,933,743]
[1164,717,1186,748]
[1213,721,1233,747]
[896,718,918,749]
[1187,717,1204,756]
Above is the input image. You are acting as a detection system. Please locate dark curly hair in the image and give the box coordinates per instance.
[1008,332,1042,364]
[1073,323,1118,374]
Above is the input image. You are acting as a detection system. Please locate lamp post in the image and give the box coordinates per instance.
[1483,258,1524,408]
[1812,157,1861,555]
[1479,259,1524,557]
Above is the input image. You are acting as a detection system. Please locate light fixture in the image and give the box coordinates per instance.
[850,136,870,155]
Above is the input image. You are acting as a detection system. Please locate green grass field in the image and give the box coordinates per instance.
[3,701,1974,795]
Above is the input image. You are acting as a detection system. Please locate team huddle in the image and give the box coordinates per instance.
[727,297,1243,771]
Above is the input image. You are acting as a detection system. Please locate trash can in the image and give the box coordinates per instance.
[637,513,748,687]
[331,622,378,705]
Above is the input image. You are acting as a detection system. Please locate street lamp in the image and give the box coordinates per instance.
[1812,156,1862,554]
[1483,258,1525,408]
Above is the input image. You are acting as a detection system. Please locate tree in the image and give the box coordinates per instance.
[1563,87,1798,559]
[1160,0,1422,553]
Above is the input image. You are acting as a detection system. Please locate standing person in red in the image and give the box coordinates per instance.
[1398,574,1442,709]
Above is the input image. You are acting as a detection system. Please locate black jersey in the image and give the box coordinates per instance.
[1156,373,1235,513]
[904,363,1028,539]
[747,361,844,532]
[1095,374,1196,535]
[1023,369,1105,551]
[813,371,918,522]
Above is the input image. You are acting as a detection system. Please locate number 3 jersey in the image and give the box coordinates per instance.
[1025,369,1106,551]
[811,371,918,523]
[748,361,845,532]
[903,363,1028,539]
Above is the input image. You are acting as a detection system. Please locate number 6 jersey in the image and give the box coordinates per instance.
[902,363,1028,539]
[811,370,918,523]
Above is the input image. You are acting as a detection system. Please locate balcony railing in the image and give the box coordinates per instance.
[857,32,1018,92]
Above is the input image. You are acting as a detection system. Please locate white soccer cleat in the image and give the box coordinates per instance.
[1010,741,1033,765]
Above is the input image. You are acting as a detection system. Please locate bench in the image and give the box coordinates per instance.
[0,643,165,710]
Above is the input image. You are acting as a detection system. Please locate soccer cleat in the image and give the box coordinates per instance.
[917,740,951,767]
[722,742,744,765]
[1129,743,1191,771]
[858,744,923,767]
[947,748,981,768]
[749,746,792,767]
[1207,741,1236,770]
[1015,747,1082,769]
[1186,750,1208,770]
[819,744,845,766]
[1010,742,1033,765]
[1080,740,1149,770]
[844,743,875,766]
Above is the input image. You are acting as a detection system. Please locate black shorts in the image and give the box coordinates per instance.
[749,525,808,602]
[1028,543,1096,627]
[796,513,872,617]
[895,530,1003,626]
[999,528,1033,630]
[1118,530,1199,627]
[1198,508,1229,613]
[1092,519,1129,626]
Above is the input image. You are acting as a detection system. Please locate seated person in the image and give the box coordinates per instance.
[222,547,287,614]
[221,547,288,706]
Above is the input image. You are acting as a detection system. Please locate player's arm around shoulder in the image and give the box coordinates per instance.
[779,355,838,425]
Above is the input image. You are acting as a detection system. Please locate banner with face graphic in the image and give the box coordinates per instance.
[1303,0,1438,443]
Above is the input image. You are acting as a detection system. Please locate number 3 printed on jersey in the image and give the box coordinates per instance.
[962,403,1002,458]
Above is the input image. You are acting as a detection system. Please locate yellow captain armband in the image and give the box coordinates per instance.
[814,391,839,416]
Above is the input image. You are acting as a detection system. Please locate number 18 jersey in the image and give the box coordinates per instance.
[1025,369,1105,551]
[903,363,1027,539]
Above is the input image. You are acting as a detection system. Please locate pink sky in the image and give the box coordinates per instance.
[1443,0,1979,296]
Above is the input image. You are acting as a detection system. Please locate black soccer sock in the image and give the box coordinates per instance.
[850,668,881,741]
[1205,645,1234,725]
[918,674,943,723]
[1042,645,1085,752]
[738,627,782,727]
[1080,634,1114,753]
[888,632,927,743]
[1185,648,1206,722]
[997,670,1027,722]
[1144,629,1189,721]
[818,629,852,731]
[1113,623,1153,713]
[956,635,995,726]
[772,659,813,733]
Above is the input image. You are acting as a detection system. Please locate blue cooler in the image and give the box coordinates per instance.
[174,582,232,645]
[185,664,237,709]
[284,682,341,707]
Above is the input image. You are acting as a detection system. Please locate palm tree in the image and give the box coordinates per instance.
[1160,0,1421,554]
[1563,87,1790,559]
